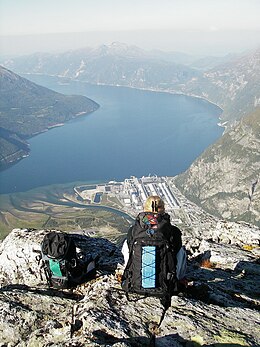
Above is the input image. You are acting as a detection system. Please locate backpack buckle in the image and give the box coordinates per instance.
[70,258,77,268]
[146,228,155,236]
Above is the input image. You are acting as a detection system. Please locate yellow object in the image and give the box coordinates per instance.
[144,196,165,213]
[242,245,254,251]
[191,335,204,346]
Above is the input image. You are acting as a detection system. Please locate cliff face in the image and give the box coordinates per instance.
[0,224,259,346]
[174,108,260,226]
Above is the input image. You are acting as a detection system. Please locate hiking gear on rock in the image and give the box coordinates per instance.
[41,231,96,289]
[121,240,187,281]
[121,212,179,298]
[144,196,165,214]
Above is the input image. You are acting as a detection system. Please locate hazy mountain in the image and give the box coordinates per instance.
[1,42,198,71]
[0,66,99,169]
[146,49,236,69]
[149,49,200,65]
[190,53,239,70]
[184,48,260,123]
[2,42,200,90]
[174,108,260,226]
[2,43,259,126]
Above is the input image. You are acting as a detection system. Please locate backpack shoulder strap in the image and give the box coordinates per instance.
[126,225,134,247]
[168,224,182,253]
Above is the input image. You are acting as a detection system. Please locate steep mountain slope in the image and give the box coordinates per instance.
[184,48,260,123]
[0,66,99,169]
[174,108,260,226]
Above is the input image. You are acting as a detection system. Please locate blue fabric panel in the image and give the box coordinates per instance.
[142,246,156,288]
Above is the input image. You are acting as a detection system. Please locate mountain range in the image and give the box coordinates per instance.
[1,43,259,226]
[0,66,99,169]
[2,42,259,124]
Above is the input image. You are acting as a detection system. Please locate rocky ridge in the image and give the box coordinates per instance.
[0,220,259,346]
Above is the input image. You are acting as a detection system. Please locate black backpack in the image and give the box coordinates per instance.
[41,231,96,289]
[121,212,178,299]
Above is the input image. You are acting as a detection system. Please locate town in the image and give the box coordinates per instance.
[74,176,192,225]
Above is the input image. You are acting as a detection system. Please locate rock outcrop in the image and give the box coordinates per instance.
[174,108,260,227]
[0,225,259,346]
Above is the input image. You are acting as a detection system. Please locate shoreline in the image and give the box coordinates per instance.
[94,83,226,129]
[0,179,135,227]
[0,105,99,171]
[22,72,225,129]
[73,77,226,131]
[1,73,225,178]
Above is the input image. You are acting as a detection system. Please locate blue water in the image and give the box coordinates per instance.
[94,193,103,203]
[0,75,223,194]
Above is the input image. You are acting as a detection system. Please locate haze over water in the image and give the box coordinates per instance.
[0,75,223,194]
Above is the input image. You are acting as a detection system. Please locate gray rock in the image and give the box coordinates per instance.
[174,108,260,227]
[0,228,122,287]
[0,228,259,346]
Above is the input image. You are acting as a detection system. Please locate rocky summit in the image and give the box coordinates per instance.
[0,223,259,347]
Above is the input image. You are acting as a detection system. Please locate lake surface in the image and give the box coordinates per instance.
[0,75,223,194]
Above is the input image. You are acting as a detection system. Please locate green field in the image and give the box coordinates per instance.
[0,182,132,243]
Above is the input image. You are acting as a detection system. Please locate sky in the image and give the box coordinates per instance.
[0,0,259,56]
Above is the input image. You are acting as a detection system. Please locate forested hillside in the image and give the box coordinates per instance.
[0,66,99,169]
